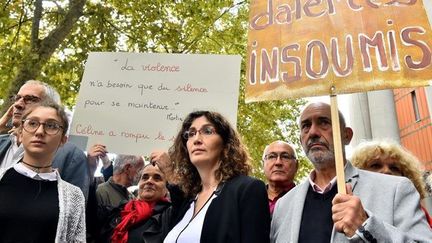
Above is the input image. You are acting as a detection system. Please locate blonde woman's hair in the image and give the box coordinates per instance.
[351,140,427,199]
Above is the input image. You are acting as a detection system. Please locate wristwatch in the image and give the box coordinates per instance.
[358,225,377,243]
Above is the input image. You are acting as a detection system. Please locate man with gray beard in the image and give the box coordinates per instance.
[271,102,432,242]
[95,154,144,208]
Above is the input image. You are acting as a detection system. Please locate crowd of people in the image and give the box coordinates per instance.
[0,80,431,243]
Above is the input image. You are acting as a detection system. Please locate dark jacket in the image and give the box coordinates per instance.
[96,177,134,209]
[169,175,270,243]
[0,134,11,161]
[98,200,172,243]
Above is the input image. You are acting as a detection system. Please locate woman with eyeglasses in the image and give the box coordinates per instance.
[0,99,86,242]
[163,111,270,243]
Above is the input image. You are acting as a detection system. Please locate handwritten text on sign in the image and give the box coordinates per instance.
[245,0,432,102]
[70,52,241,156]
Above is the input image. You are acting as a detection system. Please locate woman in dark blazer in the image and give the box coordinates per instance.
[163,111,270,243]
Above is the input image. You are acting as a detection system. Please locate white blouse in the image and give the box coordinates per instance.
[14,162,57,181]
[164,194,217,243]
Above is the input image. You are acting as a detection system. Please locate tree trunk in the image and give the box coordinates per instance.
[3,0,86,111]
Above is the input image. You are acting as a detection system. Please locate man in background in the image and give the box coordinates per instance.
[262,140,298,215]
[95,154,144,208]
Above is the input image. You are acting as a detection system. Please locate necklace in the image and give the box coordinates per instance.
[193,185,218,216]
[174,190,216,243]
[20,160,52,173]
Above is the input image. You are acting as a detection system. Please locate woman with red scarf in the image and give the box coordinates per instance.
[99,163,171,243]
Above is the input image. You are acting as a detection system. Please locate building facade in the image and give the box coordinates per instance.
[348,2,432,171]
[394,87,432,170]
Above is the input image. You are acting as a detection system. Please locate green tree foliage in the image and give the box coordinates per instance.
[237,88,312,181]
[0,0,312,180]
[0,0,85,106]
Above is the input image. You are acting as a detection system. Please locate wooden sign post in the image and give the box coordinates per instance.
[330,94,346,194]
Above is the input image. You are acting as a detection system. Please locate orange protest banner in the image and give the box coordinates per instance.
[245,0,432,102]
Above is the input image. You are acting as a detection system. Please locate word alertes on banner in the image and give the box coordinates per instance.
[245,0,432,102]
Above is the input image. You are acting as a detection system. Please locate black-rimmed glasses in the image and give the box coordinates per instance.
[264,152,296,162]
[22,119,63,135]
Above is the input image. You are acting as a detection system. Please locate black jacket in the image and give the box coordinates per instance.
[169,175,270,243]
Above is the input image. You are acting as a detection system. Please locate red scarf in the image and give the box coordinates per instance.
[111,200,154,243]
[421,206,432,228]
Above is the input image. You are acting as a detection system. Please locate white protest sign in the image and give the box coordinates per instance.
[69,52,241,156]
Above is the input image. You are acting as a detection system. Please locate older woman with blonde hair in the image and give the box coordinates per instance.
[163,110,270,243]
[351,140,431,227]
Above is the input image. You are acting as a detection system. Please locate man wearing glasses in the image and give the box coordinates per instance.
[0,80,53,168]
[0,80,90,200]
[262,141,298,215]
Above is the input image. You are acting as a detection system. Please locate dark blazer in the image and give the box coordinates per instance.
[0,135,12,161]
[170,175,270,243]
[0,134,90,200]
